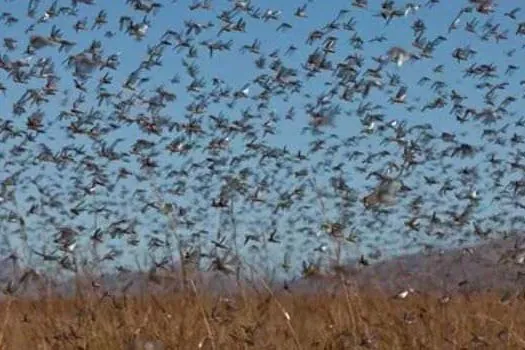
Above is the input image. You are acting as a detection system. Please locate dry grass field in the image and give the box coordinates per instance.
[1,236,524,349]
[1,275,525,350]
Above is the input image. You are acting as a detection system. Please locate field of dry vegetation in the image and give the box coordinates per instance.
[1,272,525,350]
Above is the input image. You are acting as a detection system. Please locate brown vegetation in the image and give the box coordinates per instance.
[1,236,524,349]
[1,274,525,350]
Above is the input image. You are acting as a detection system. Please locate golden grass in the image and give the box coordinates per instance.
[0,277,524,350]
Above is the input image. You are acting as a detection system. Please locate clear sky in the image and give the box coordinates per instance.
[0,0,523,278]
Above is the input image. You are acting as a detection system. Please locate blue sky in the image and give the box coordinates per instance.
[0,0,523,278]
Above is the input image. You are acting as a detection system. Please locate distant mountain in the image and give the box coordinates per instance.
[1,235,525,300]
[288,234,525,295]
